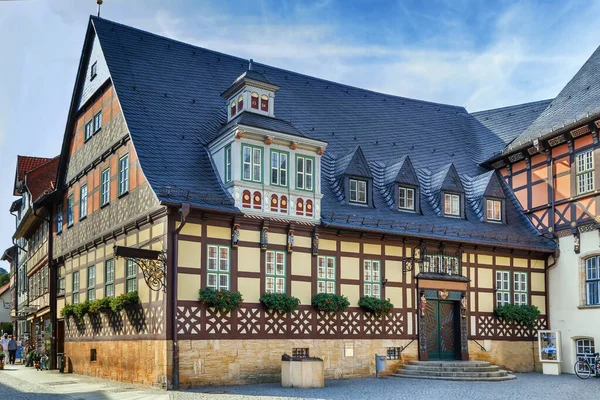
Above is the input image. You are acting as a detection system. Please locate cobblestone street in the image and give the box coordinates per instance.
[1,363,600,400]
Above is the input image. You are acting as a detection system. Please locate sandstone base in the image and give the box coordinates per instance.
[281,360,324,388]
[468,340,541,372]
[64,339,171,388]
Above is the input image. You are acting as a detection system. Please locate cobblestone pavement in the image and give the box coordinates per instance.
[2,363,600,400]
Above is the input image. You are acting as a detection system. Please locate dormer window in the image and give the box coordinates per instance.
[486,199,502,222]
[350,179,367,204]
[398,186,415,211]
[238,95,244,112]
[230,100,237,116]
[251,92,259,109]
[444,193,460,216]
[261,95,269,112]
[90,61,97,80]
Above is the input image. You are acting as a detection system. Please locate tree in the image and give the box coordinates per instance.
[0,273,8,287]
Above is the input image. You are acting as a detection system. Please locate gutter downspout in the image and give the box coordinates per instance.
[172,203,190,390]
[10,210,22,340]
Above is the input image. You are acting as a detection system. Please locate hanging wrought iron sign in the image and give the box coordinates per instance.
[114,246,167,292]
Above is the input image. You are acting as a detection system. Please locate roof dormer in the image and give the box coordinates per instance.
[381,156,420,212]
[423,163,465,218]
[463,170,507,223]
[333,147,373,206]
[221,59,280,122]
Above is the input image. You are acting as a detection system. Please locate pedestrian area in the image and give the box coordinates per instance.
[1,363,600,400]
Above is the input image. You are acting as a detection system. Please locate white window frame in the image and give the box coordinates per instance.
[576,149,594,195]
[72,271,80,304]
[87,265,96,301]
[84,120,93,141]
[56,203,63,233]
[513,272,528,305]
[398,186,415,211]
[486,199,502,222]
[296,156,314,191]
[317,256,336,294]
[349,178,367,204]
[126,259,138,293]
[586,256,600,305]
[118,154,130,196]
[101,168,110,206]
[242,145,262,182]
[93,111,102,132]
[444,193,460,216]
[265,251,286,294]
[496,270,510,307]
[207,245,230,291]
[224,145,232,183]
[270,150,288,187]
[363,260,381,298]
[67,194,74,227]
[80,184,88,219]
[105,259,115,298]
[576,338,596,372]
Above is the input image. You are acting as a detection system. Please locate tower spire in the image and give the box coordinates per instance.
[97,0,103,17]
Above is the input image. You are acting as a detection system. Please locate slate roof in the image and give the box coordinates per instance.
[85,16,554,252]
[502,45,600,155]
[471,100,552,163]
[218,111,306,139]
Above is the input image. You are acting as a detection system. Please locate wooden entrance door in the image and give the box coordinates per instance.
[424,300,458,360]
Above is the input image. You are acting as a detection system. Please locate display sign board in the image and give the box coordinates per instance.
[538,330,561,362]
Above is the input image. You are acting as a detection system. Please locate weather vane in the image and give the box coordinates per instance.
[97,0,103,17]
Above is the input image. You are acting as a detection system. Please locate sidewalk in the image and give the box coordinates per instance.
[0,362,168,399]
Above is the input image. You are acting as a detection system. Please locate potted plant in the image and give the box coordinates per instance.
[89,297,112,314]
[358,296,394,318]
[0,351,5,370]
[110,291,139,313]
[198,288,243,313]
[495,304,541,329]
[73,301,90,323]
[311,293,350,313]
[260,293,300,314]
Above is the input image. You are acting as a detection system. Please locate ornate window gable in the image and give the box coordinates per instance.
[335,147,373,207]
[391,156,420,213]
[427,163,465,218]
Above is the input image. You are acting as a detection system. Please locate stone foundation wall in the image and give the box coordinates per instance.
[468,340,542,372]
[64,339,171,388]
[178,338,418,387]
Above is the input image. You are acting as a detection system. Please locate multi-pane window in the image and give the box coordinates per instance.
[444,193,460,216]
[67,194,74,227]
[398,187,415,210]
[80,184,88,219]
[486,199,502,222]
[101,168,110,206]
[84,120,93,141]
[56,203,63,233]
[118,154,129,196]
[207,245,230,290]
[126,259,137,293]
[90,61,97,80]
[576,339,596,372]
[93,111,102,132]
[363,260,381,298]
[57,272,65,296]
[224,145,232,183]
[251,92,259,109]
[266,251,286,294]
[513,272,528,305]
[349,179,367,204]
[105,259,114,298]
[271,150,288,187]
[317,256,336,294]
[72,271,80,304]
[576,150,594,195]
[261,94,269,112]
[586,256,600,305]
[496,271,510,306]
[296,156,314,191]
[387,347,401,360]
[87,265,96,301]
[242,146,262,182]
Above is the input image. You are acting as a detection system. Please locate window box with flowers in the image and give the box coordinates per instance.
[60,304,76,320]
[358,296,394,318]
[311,293,350,313]
[109,291,139,313]
[260,293,300,314]
[198,288,243,313]
[88,297,112,315]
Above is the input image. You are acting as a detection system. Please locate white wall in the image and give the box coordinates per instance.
[0,289,10,323]
[549,230,600,373]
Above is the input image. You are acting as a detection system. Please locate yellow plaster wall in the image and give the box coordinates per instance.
[270,233,287,246]
[178,241,201,269]
[531,272,545,292]
[291,252,312,276]
[294,235,311,248]
[514,258,528,268]
[240,229,260,243]
[495,256,510,267]
[238,247,260,272]
[139,227,150,243]
[531,295,546,313]
[341,241,359,253]
[385,245,403,257]
[151,222,165,239]
[340,257,360,280]
[478,292,494,312]
[180,223,202,237]
[292,281,311,305]
[207,225,230,240]
[341,284,359,306]
[477,268,493,289]
[363,244,381,255]
[386,261,402,283]
[531,259,545,269]
[178,273,201,301]
[239,277,261,303]
[478,255,493,265]
[386,287,403,308]
[319,239,336,251]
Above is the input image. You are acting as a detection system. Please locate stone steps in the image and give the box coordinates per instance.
[394,361,516,382]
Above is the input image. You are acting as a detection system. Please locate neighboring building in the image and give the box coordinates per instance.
[0,283,10,324]
[10,156,59,359]
[484,45,600,373]
[44,16,558,389]
[1,246,17,329]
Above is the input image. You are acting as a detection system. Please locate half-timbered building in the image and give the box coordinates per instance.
[484,46,600,373]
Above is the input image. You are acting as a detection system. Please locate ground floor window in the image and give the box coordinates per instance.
[586,256,600,305]
[266,251,286,293]
[387,347,401,360]
[576,338,596,373]
[495,270,510,306]
[317,256,335,294]
[207,245,230,291]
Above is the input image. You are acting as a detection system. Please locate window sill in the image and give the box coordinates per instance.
[577,305,600,309]
[398,208,416,213]
[349,202,369,207]
[118,191,129,199]
[100,202,110,209]
[67,224,74,229]
[93,127,102,135]
[56,231,62,236]
[79,216,87,222]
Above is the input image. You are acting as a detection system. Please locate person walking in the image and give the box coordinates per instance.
[7,336,17,365]
[0,333,9,354]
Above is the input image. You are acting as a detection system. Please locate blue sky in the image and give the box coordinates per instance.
[1,0,600,271]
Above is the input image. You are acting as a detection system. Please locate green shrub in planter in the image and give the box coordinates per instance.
[60,304,76,319]
[260,293,300,313]
[199,288,243,313]
[73,301,90,322]
[311,293,350,313]
[495,304,540,328]
[89,297,112,314]
[110,291,139,313]
[358,296,394,317]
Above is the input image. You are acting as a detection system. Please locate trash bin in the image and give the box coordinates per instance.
[375,354,386,377]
